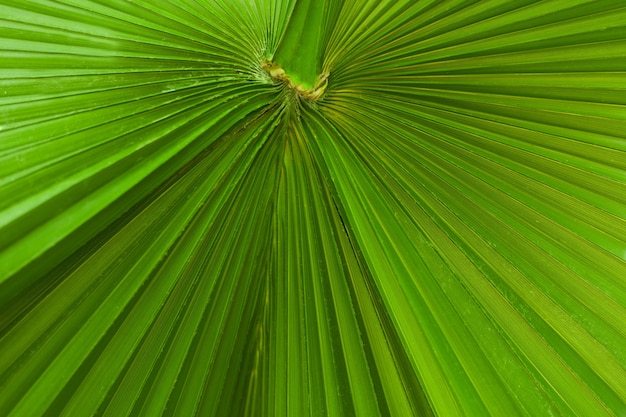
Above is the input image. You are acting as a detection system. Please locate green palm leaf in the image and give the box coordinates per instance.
[1,1,625,416]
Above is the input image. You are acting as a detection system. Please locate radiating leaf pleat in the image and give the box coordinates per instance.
[1,1,625,417]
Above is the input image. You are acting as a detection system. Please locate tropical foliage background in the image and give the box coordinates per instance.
[1,1,625,416]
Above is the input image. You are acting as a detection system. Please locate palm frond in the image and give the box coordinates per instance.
[1,1,625,416]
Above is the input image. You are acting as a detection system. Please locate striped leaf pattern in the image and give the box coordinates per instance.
[1,1,625,416]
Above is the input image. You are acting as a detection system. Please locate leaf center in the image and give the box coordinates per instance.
[262,58,329,101]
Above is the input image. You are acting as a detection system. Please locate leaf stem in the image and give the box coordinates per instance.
[272,0,327,90]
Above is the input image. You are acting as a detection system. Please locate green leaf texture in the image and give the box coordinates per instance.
[1,1,625,416]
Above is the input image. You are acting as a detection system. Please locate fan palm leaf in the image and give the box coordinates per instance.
[1,1,625,416]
